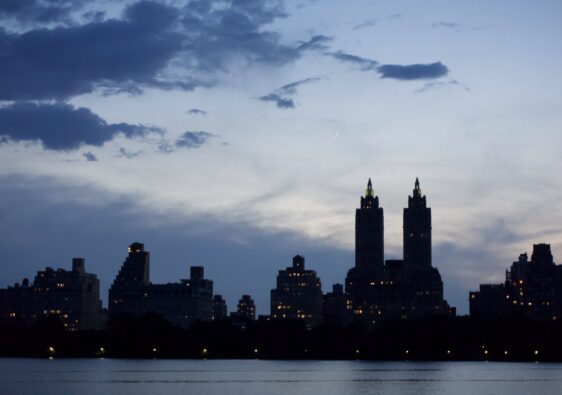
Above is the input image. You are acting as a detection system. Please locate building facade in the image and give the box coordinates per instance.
[108,242,213,328]
[0,258,105,330]
[212,294,227,321]
[322,283,348,325]
[345,179,453,325]
[470,244,562,321]
[270,255,323,327]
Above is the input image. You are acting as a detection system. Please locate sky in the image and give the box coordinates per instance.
[1,0,562,315]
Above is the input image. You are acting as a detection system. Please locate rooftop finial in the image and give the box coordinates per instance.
[414,177,421,197]
[365,178,374,197]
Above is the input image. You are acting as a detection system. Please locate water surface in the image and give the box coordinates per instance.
[1,359,561,395]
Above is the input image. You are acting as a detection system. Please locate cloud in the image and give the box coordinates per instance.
[432,21,465,30]
[295,35,332,51]
[326,52,449,81]
[180,0,318,71]
[259,93,295,109]
[0,0,327,101]
[0,102,161,150]
[175,131,216,149]
[353,13,404,30]
[0,1,187,100]
[377,62,449,80]
[416,79,470,93]
[326,51,378,71]
[278,77,321,95]
[431,21,493,33]
[353,19,377,30]
[187,108,208,116]
[0,0,87,24]
[83,151,98,162]
[118,147,142,159]
[259,77,321,109]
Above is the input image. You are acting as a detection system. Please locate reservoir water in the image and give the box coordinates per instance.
[1,359,562,395]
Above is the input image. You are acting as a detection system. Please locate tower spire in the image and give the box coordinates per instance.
[414,177,421,197]
[365,178,374,197]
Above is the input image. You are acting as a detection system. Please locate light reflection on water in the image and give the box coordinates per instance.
[1,359,562,395]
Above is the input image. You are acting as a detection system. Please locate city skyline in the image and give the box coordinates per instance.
[3,177,559,317]
[1,0,562,316]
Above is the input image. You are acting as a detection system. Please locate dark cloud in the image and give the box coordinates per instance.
[175,131,216,148]
[259,93,295,109]
[187,108,208,115]
[259,77,320,109]
[326,51,378,71]
[0,0,327,101]
[180,0,316,71]
[326,51,449,81]
[0,102,161,151]
[0,0,86,24]
[295,35,332,51]
[83,152,98,162]
[0,1,186,100]
[377,62,449,80]
[278,77,321,95]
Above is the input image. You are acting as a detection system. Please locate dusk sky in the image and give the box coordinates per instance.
[1,0,562,315]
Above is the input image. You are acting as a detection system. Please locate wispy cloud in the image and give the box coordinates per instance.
[259,77,321,109]
[187,108,208,116]
[416,79,470,93]
[83,152,98,162]
[175,131,217,149]
[326,51,378,71]
[118,148,142,159]
[258,93,295,109]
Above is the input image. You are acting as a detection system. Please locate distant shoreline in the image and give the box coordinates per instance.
[2,315,562,362]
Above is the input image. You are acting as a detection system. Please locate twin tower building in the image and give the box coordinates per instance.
[344,178,453,324]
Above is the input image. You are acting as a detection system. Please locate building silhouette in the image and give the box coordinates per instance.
[235,294,256,320]
[345,179,453,325]
[270,255,323,327]
[356,178,385,271]
[229,294,256,328]
[108,242,213,328]
[212,294,227,321]
[322,283,348,325]
[0,258,104,330]
[470,243,562,321]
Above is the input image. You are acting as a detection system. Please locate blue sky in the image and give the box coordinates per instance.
[1,0,562,315]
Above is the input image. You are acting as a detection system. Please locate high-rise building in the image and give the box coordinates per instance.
[470,244,562,320]
[212,294,227,321]
[345,179,452,325]
[345,179,388,323]
[236,294,256,321]
[403,178,431,269]
[402,179,448,317]
[108,242,150,316]
[0,258,105,330]
[270,255,323,327]
[322,283,348,325]
[355,178,384,270]
[108,242,213,328]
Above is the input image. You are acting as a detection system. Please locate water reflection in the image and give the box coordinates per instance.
[1,359,562,395]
